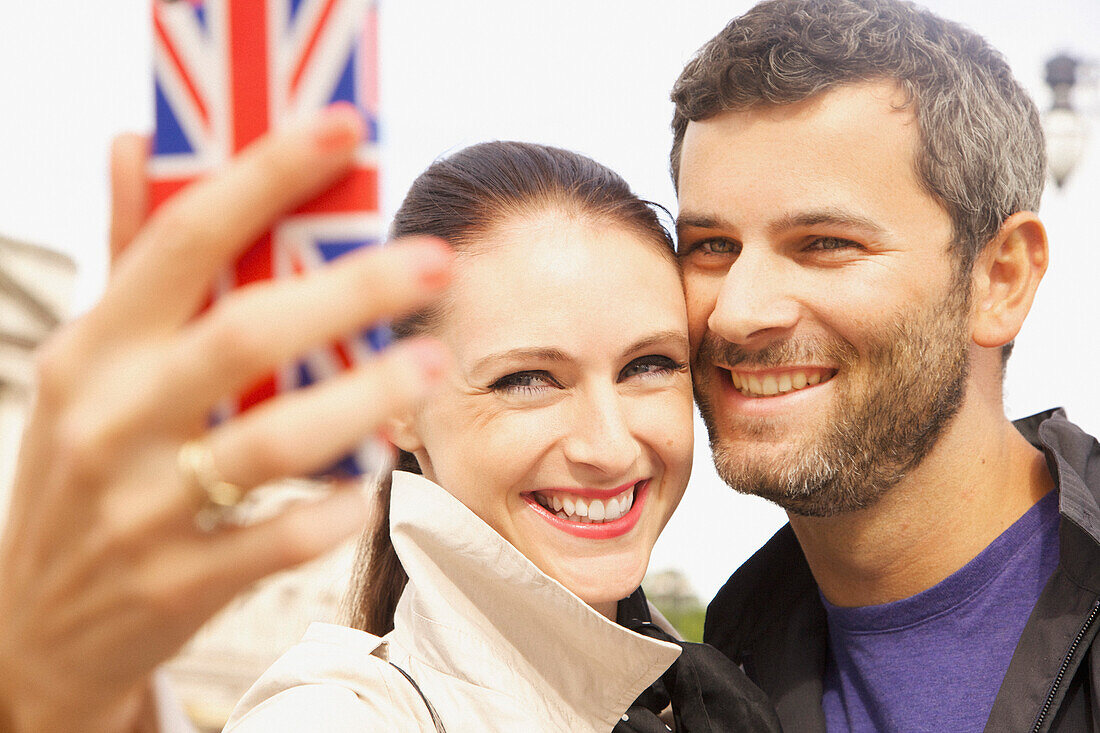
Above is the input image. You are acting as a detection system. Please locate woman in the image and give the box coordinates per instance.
[223,142,779,732]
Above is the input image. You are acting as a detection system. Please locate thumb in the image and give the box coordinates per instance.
[109,133,151,271]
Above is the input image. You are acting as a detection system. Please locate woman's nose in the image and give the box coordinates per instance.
[561,389,641,477]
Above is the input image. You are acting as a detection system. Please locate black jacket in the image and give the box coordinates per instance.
[703,409,1100,732]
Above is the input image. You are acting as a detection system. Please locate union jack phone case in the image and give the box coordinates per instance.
[148,0,388,479]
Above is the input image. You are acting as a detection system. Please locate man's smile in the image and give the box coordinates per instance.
[718,366,838,398]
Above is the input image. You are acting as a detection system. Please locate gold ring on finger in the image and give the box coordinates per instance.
[178,439,246,531]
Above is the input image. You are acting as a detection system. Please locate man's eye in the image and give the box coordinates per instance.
[489,371,558,395]
[619,355,688,381]
[699,238,739,255]
[807,236,860,252]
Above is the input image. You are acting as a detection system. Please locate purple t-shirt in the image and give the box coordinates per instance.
[822,490,1061,733]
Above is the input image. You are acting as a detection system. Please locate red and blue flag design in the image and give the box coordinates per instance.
[149,0,386,476]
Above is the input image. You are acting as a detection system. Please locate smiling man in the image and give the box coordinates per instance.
[670,0,1100,731]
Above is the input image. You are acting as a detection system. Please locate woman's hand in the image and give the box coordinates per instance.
[0,106,451,733]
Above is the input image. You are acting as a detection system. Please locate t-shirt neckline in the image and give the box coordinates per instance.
[820,489,1060,634]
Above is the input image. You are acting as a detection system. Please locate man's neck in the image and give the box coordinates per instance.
[788,402,1055,608]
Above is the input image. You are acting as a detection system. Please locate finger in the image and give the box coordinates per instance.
[108,133,150,269]
[99,103,367,335]
[164,236,452,419]
[28,237,451,510]
[207,338,449,488]
[187,484,377,609]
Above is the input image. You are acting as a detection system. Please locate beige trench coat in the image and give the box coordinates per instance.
[224,471,681,732]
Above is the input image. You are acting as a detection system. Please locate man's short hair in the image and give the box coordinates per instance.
[670,0,1046,272]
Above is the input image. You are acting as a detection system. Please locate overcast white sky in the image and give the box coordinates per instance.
[1,1,1097,600]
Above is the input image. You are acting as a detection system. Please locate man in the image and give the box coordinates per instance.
[671,0,1100,730]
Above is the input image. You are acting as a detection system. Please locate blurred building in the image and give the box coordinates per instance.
[644,567,701,613]
[643,568,707,642]
[0,233,76,507]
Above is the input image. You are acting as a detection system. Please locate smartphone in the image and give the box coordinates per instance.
[148,0,389,479]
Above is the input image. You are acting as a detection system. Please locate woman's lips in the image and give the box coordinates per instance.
[523,480,648,539]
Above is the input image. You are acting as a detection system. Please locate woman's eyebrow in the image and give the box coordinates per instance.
[623,330,690,357]
[469,332,688,373]
[470,347,570,374]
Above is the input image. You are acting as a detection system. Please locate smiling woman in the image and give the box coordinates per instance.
[391,207,692,620]
[222,142,781,732]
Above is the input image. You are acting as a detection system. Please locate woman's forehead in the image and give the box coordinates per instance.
[456,219,680,298]
[438,221,687,359]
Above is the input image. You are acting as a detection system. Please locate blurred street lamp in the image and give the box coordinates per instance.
[1043,54,1091,189]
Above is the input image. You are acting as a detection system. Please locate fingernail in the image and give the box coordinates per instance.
[401,338,450,383]
[406,238,454,289]
[313,102,365,153]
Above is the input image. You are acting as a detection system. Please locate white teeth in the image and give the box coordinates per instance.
[574,497,589,518]
[732,370,827,397]
[534,484,638,525]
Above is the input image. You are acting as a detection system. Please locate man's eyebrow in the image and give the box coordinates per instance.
[675,209,886,238]
[768,209,886,238]
[675,213,723,232]
[471,347,570,374]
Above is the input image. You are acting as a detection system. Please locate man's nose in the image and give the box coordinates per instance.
[707,250,800,347]
[562,387,641,478]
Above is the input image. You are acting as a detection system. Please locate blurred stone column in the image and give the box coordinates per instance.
[0,234,76,513]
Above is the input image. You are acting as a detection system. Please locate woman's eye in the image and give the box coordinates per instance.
[619,355,687,381]
[489,371,558,395]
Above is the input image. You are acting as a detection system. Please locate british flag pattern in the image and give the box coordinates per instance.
[148,0,386,476]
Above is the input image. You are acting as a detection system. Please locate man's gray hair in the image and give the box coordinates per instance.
[670,0,1046,272]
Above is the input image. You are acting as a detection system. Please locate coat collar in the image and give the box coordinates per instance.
[388,471,681,731]
[1019,408,1100,589]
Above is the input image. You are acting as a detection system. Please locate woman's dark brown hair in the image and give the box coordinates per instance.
[343,140,674,635]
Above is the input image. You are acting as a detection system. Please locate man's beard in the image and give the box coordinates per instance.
[693,286,971,518]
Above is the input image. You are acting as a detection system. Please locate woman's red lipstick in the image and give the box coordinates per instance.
[523,480,648,539]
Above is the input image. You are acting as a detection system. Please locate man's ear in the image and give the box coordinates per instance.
[970,211,1049,348]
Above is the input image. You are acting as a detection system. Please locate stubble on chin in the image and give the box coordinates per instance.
[694,290,971,518]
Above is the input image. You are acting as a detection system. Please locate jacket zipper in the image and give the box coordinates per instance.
[1030,599,1100,733]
